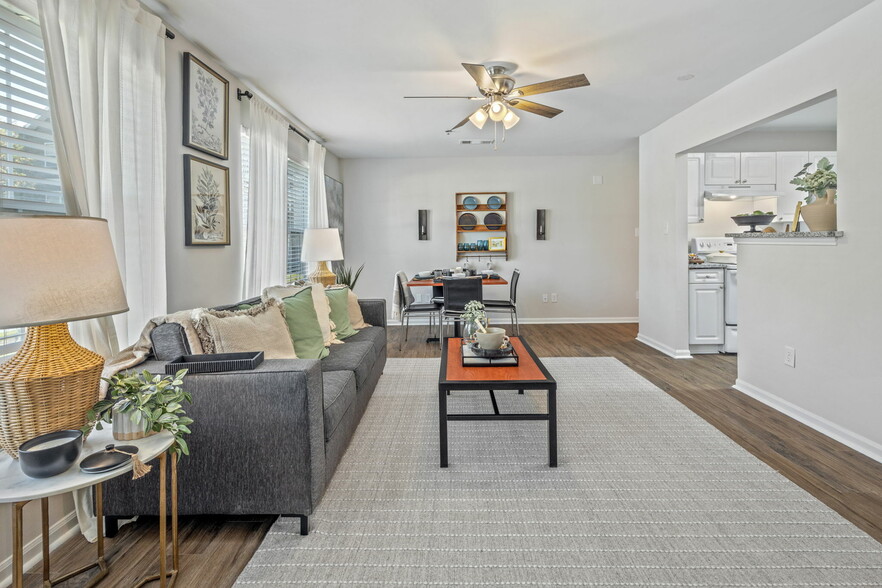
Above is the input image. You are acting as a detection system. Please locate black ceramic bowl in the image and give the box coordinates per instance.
[18,429,83,478]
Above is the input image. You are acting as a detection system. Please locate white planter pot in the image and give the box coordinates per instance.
[112,407,152,441]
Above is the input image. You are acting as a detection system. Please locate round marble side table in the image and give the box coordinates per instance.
[0,429,179,588]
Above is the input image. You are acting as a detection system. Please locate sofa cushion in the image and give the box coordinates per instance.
[193,299,297,359]
[322,370,356,442]
[325,286,358,340]
[150,322,190,360]
[348,290,370,329]
[281,289,330,360]
[343,326,386,357]
[264,283,339,346]
[320,341,376,390]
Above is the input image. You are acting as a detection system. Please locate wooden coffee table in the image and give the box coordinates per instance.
[438,337,557,467]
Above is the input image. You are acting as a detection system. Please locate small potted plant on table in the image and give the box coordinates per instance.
[791,157,837,231]
[460,300,488,343]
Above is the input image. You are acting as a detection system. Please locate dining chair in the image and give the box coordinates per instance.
[440,276,483,339]
[483,268,520,335]
[397,272,442,350]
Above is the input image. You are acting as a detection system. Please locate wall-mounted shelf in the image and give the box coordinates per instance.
[456,192,509,261]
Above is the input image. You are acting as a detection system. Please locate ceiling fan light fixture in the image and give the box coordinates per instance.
[502,109,520,129]
[488,99,508,122]
[468,106,488,129]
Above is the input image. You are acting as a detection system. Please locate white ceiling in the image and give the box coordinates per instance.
[155,0,870,159]
[754,97,838,132]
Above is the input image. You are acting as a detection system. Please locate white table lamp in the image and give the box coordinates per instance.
[301,228,343,287]
[0,216,128,458]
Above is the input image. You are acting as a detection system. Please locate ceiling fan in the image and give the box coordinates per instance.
[405,63,590,133]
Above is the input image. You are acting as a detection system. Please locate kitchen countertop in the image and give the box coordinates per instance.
[689,262,735,269]
[726,231,843,239]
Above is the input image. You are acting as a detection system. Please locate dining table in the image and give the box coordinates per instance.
[407,275,509,341]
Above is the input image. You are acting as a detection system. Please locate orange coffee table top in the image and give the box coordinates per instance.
[441,337,553,384]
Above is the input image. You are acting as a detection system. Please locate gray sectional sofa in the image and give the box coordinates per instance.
[102,297,387,535]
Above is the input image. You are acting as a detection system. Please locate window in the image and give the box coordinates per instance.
[0,6,63,359]
[286,159,308,282]
[0,6,63,215]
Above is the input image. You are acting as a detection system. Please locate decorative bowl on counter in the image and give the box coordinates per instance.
[731,213,777,232]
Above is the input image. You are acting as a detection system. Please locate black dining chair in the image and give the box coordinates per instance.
[440,276,483,339]
[483,268,520,335]
[397,272,442,350]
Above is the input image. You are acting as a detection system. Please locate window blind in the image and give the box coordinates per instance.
[0,6,63,215]
[286,159,308,281]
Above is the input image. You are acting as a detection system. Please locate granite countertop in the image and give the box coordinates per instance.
[725,231,843,239]
[688,262,734,269]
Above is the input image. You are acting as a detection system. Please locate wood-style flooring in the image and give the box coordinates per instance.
[23,323,882,587]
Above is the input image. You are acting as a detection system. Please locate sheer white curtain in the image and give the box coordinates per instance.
[38,0,167,542]
[39,0,167,354]
[242,96,290,298]
[307,139,329,228]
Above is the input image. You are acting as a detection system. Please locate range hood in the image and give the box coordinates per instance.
[704,185,780,201]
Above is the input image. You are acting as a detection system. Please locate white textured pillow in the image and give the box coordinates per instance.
[263,283,340,346]
[193,299,297,359]
[344,288,370,329]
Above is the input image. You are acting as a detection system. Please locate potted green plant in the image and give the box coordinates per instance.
[84,369,193,457]
[790,157,837,231]
[460,300,488,343]
[335,263,364,290]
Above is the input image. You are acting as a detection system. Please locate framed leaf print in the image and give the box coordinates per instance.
[183,52,229,159]
[184,155,230,246]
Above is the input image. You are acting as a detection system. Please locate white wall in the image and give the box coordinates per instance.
[704,130,836,152]
[639,1,882,457]
[341,145,639,323]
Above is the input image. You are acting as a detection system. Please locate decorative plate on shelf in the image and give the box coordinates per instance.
[487,195,503,209]
[462,196,479,210]
[458,213,477,230]
[483,212,504,230]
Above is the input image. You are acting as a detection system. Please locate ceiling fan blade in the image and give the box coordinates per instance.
[404,96,482,99]
[511,74,589,97]
[462,63,496,92]
[508,99,563,118]
[446,114,473,132]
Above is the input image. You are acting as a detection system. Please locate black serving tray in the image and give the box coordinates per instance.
[461,343,519,367]
[165,351,264,375]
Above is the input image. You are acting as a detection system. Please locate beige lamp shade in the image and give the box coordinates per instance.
[301,227,343,262]
[0,216,129,329]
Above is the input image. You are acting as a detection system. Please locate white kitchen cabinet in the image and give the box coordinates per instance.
[686,153,704,223]
[705,152,776,185]
[740,152,777,184]
[689,282,725,345]
[775,151,810,222]
[705,153,740,185]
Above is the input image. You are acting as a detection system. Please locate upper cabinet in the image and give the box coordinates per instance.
[705,152,776,185]
[686,153,704,224]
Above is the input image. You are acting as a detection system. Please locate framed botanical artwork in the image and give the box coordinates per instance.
[184,155,230,246]
[489,237,506,251]
[183,52,229,159]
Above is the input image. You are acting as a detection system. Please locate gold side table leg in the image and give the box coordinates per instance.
[12,502,25,588]
[134,451,178,588]
[41,498,49,587]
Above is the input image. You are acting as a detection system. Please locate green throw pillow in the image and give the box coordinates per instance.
[281,289,329,359]
[326,286,358,340]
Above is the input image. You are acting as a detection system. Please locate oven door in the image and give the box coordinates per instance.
[724,268,737,326]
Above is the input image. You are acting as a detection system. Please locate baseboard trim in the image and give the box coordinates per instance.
[390,316,638,326]
[635,332,692,359]
[0,508,80,588]
[734,378,882,464]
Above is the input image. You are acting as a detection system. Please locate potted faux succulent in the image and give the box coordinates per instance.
[460,300,488,343]
[84,369,193,457]
[790,157,837,231]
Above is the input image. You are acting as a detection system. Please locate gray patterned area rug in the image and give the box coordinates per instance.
[235,357,882,586]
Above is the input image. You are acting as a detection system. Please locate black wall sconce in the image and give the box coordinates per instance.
[418,209,429,240]
[536,209,547,240]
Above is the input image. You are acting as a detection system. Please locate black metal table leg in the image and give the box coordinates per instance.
[439,386,448,467]
[548,386,558,467]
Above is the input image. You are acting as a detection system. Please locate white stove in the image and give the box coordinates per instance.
[689,237,738,354]
[692,237,737,263]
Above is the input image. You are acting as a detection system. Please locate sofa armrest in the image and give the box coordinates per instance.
[358,298,387,328]
[102,358,328,517]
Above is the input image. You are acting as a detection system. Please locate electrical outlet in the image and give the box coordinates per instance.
[551,293,558,303]
[542,293,548,303]
[784,346,796,368]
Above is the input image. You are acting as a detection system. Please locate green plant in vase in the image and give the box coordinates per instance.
[335,263,364,290]
[790,157,837,203]
[84,369,193,457]
[461,300,488,343]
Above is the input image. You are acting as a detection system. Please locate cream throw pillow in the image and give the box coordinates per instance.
[263,283,340,346]
[193,299,297,359]
[346,289,371,329]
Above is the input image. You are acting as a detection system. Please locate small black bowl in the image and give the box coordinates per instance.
[18,430,83,478]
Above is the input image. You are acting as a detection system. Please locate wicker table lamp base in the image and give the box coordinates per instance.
[0,323,104,459]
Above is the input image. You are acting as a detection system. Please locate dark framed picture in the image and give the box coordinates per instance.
[183,52,229,159]
[184,155,230,246]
